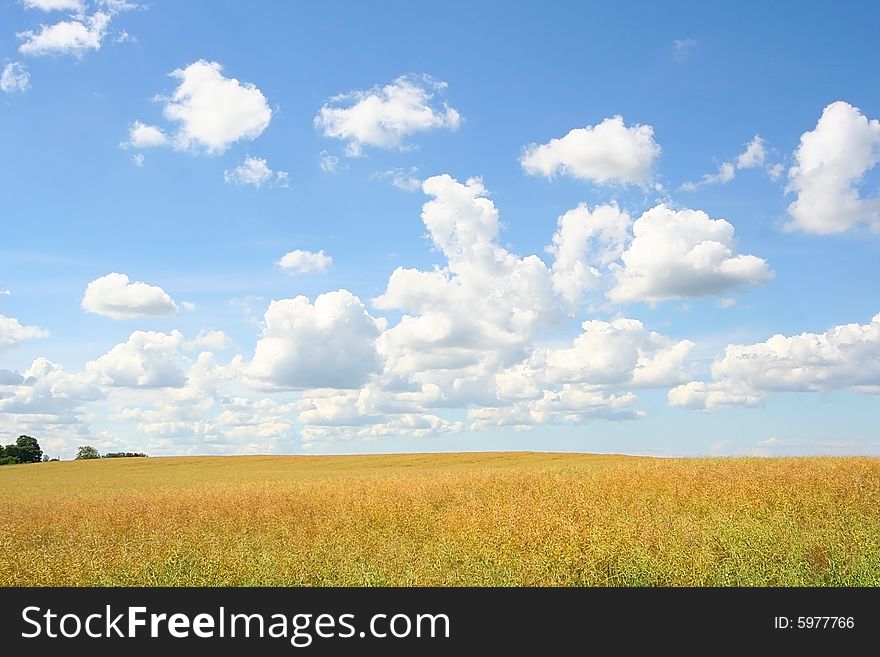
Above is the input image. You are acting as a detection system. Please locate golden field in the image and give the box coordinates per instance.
[1,452,879,586]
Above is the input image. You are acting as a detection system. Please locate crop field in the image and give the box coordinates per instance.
[1,452,879,586]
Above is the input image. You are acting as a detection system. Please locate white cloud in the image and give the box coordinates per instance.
[315,74,461,156]
[22,0,85,10]
[0,314,49,349]
[520,115,660,185]
[469,387,643,429]
[547,202,631,310]
[374,175,558,387]
[667,380,764,411]
[131,153,144,167]
[300,411,462,443]
[247,290,386,389]
[184,330,231,352]
[669,312,880,410]
[124,121,167,148]
[493,318,693,399]
[292,387,464,444]
[0,170,728,450]
[673,38,696,60]
[318,151,339,173]
[786,101,880,234]
[374,167,421,192]
[18,11,111,58]
[366,175,694,433]
[0,332,299,457]
[736,135,766,169]
[0,358,101,427]
[97,0,140,13]
[224,156,288,188]
[102,351,295,455]
[1,62,30,93]
[81,272,178,319]
[681,135,771,190]
[608,204,773,303]
[682,162,735,190]
[276,249,332,274]
[86,330,187,388]
[153,60,272,154]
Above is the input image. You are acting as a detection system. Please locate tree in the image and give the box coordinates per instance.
[15,435,42,463]
[0,444,17,465]
[75,445,101,460]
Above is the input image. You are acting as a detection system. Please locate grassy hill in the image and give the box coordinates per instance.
[2,452,878,586]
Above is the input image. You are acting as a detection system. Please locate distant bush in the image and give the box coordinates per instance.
[75,446,101,460]
[103,452,148,458]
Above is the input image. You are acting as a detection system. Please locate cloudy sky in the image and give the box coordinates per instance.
[2,1,879,459]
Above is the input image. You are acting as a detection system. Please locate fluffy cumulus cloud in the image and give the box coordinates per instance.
[547,203,631,310]
[163,60,272,153]
[81,272,178,319]
[247,290,386,390]
[6,170,783,452]
[17,0,136,58]
[0,314,49,349]
[667,381,764,412]
[184,330,231,352]
[0,328,295,457]
[224,156,288,188]
[18,11,111,57]
[374,175,558,388]
[277,249,332,274]
[293,387,463,443]
[495,318,693,393]
[91,342,294,455]
[124,121,167,148]
[609,204,773,303]
[669,313,880,410]
[1,62,30,93]
[786,101,880,234]
[126,60,272,155]
[315,74,461,156]
[0,169,755,453]
[681,135,774,190]
[0,358,102,441]
[520,115,660,185]
[359,174,701,434]
[85,330,188,388]
[469,388,642,429]
[478,318,692,428]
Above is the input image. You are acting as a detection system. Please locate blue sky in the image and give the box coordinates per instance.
[1,0,879,459]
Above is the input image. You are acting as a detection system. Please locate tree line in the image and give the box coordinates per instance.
[0,436,147,465]
[74,446,148,460]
